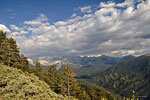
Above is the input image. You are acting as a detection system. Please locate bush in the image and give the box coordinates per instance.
[0,64,77,100]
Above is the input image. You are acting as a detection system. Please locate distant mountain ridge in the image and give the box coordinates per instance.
[28,55,135,79]
[28,55,135,82]
[28,55,135,68]
[88,54,150,98]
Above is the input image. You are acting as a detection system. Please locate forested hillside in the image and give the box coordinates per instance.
[88,55,150,99]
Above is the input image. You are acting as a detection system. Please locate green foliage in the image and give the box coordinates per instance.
[59,65,90,99]
[77,87,91,100]
[33,61,51,89]
[0,64,77,100]
[34,61,43,79]
[59,66,80,97]
[48,65,59,92]
[72,62,110,78]
[89,55,150,98]
[78,80,121,100]
[0,31,29,72]
[32,63,119,100]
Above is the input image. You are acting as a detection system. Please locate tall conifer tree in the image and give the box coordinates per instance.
[0,31,7,63]
[34,61,43,80]
[48,65,59,92]
[59,65,81,99]
[0,31,20,68]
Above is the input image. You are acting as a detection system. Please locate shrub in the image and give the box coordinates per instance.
[0,64,77,100]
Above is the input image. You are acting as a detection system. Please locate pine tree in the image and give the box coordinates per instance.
[7,38,20,67]
[48,65,59,92]
[2,39,11,66]
[59,65,81,99]
[35,61,42,72]
[0,31,6,48]
[59,72,66,95]
[34,61,43,80]
[19,54,30,72]
[0,31,7,63]
[0,31,21,68]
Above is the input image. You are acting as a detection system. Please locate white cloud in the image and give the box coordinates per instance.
[116,0,134,7]
[24,13,48,26]
[55,21,68,26]
[24,20,41,25]
[20,31,28,34]
[10,25,21,31]
[70,13,77,18]
[8,0,150,58]
[0,24,11,33]
[10,25,28,36]
[80,6,92,13]
[100,2,115,8]
[12,32,19,36]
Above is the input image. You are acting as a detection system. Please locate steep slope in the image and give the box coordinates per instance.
[0,64,77,100]
[74,62,110,78]
[90,55,150,98]
[78,80,122,100]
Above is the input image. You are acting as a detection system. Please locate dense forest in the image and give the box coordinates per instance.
[0,30,119,100]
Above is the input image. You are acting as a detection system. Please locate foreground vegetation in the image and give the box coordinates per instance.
[0,64,77,100]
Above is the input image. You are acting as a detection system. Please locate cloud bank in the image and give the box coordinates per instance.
[4,0,150,58]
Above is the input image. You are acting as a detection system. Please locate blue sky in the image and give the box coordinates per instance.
[0,0,125,27]
[0,0,150,58]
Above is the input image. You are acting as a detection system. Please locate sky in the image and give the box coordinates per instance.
[0,0,150,58]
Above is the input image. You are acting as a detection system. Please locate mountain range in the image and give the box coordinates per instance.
[28,55,135,69]
[84,54,150,99]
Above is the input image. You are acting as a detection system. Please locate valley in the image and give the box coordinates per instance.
[28,54,150,100]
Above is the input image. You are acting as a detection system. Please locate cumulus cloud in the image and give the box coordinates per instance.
[100,2,116,8]
[10,25,28,36]
[0,24,11,33]
[10,25,21,31]
[8,0,150,58]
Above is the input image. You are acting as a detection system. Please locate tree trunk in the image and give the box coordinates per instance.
[67,72,70,99]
